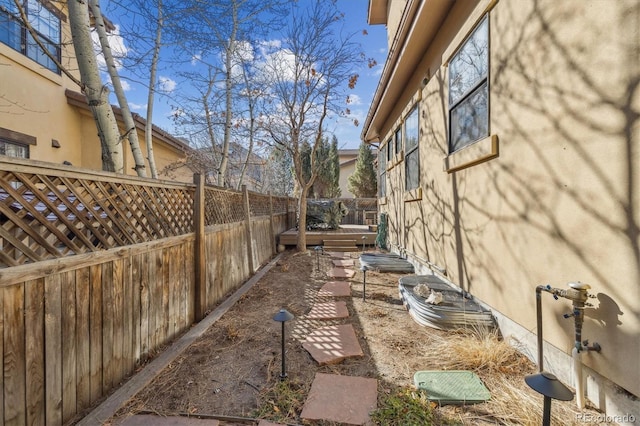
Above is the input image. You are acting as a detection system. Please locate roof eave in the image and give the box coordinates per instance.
[368,0,388,25]
[362,0,454,144]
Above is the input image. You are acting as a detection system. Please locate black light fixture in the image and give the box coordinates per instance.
[314,245,322,270]
[273,309,294,380]
[361,235,366,252]
[525,371,573,426]
[360,265,368,302]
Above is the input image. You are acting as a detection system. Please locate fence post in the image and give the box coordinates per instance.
[242,185,255,273]
[269,191,276,255]
[193,174,206,321]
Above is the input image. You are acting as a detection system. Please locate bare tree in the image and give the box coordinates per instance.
[144,0,162,178]
[105,0,186,178]
[89,0,147,176]
[262,1,363,250]
[167,0,287,187]
[67,0,123,172]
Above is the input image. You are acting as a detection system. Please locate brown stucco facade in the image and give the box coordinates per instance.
[0,1,192,182]
[365,0,639,415]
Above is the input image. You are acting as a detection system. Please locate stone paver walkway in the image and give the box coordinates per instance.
[302,324,364,365]
[318,281,351,297]
[306,301,349,320]
[332,259,355,267]
[301,373,378,425]
[326,251,348,258]
[328,267,356,278]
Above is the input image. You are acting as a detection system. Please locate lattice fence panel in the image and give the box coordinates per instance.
[204,187,245,225]
[0,167,193,268]
[271,196,290,215]
[248,192,272,217]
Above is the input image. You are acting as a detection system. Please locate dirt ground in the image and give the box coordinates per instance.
[107,249,610,425]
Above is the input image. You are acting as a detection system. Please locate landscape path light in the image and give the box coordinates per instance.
[360,265,369,302]
[314,245,322,271]
[273,308,294,380]
[525,371,573,426]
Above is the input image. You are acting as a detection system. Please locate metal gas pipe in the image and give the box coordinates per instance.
[535,282,601,408]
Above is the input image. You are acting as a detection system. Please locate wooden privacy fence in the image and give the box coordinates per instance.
[0,158,295,425]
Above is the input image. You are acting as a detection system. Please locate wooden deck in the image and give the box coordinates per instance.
[279,224,377,249]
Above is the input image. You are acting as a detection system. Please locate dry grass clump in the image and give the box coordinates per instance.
[427,326,533,375]
[253,379,309,424]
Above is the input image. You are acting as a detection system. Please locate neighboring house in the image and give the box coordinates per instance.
[0,1,193,182]
[364,0,639,418]
[337,148,359,198]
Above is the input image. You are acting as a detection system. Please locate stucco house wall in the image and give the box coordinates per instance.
[364,0,639,417]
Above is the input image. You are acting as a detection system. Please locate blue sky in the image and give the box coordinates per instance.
[100,0,388,150]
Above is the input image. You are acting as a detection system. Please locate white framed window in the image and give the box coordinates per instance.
[378,147,386,198]
[394,127,402,155]
[0,0,61,73]
[404,106,419,191]
[448,16,489,153]
[0,138,29,158]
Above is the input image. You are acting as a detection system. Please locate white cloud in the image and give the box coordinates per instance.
[129,102,146,111]
[372,63,384,77]
[91,24,128,70]
[158,76,176,93]
[191,54,202,65]
[346,94,362,105]
[120,80,131,91]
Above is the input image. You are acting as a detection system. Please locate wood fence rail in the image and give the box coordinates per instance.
[0,158,295,425]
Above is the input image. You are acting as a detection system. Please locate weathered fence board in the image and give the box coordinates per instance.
[61,270,77,422]
[88,264,103,404]
[102,262,114,395]
[76,268,91,411]
[4,284,26,425]
[25,278,45,426]
[44,274,62,426]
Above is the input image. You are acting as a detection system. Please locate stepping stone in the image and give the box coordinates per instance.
[258,421,287,426]
[328,267,355,279]
[307,301,349,320]
[301,373,377,425]
[119,414,219,425]
[332,259,355,267]
[302,324,364,365]
[318,281,351,297]
[326,251,348,259]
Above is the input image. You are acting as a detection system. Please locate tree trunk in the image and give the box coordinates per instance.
[68,0,123,173]
[89,0,146,177]
[145,0,162,179]
[297,190,308,251]
[217,1,238,187]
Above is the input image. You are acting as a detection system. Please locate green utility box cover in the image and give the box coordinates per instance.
[413,370,491,405]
